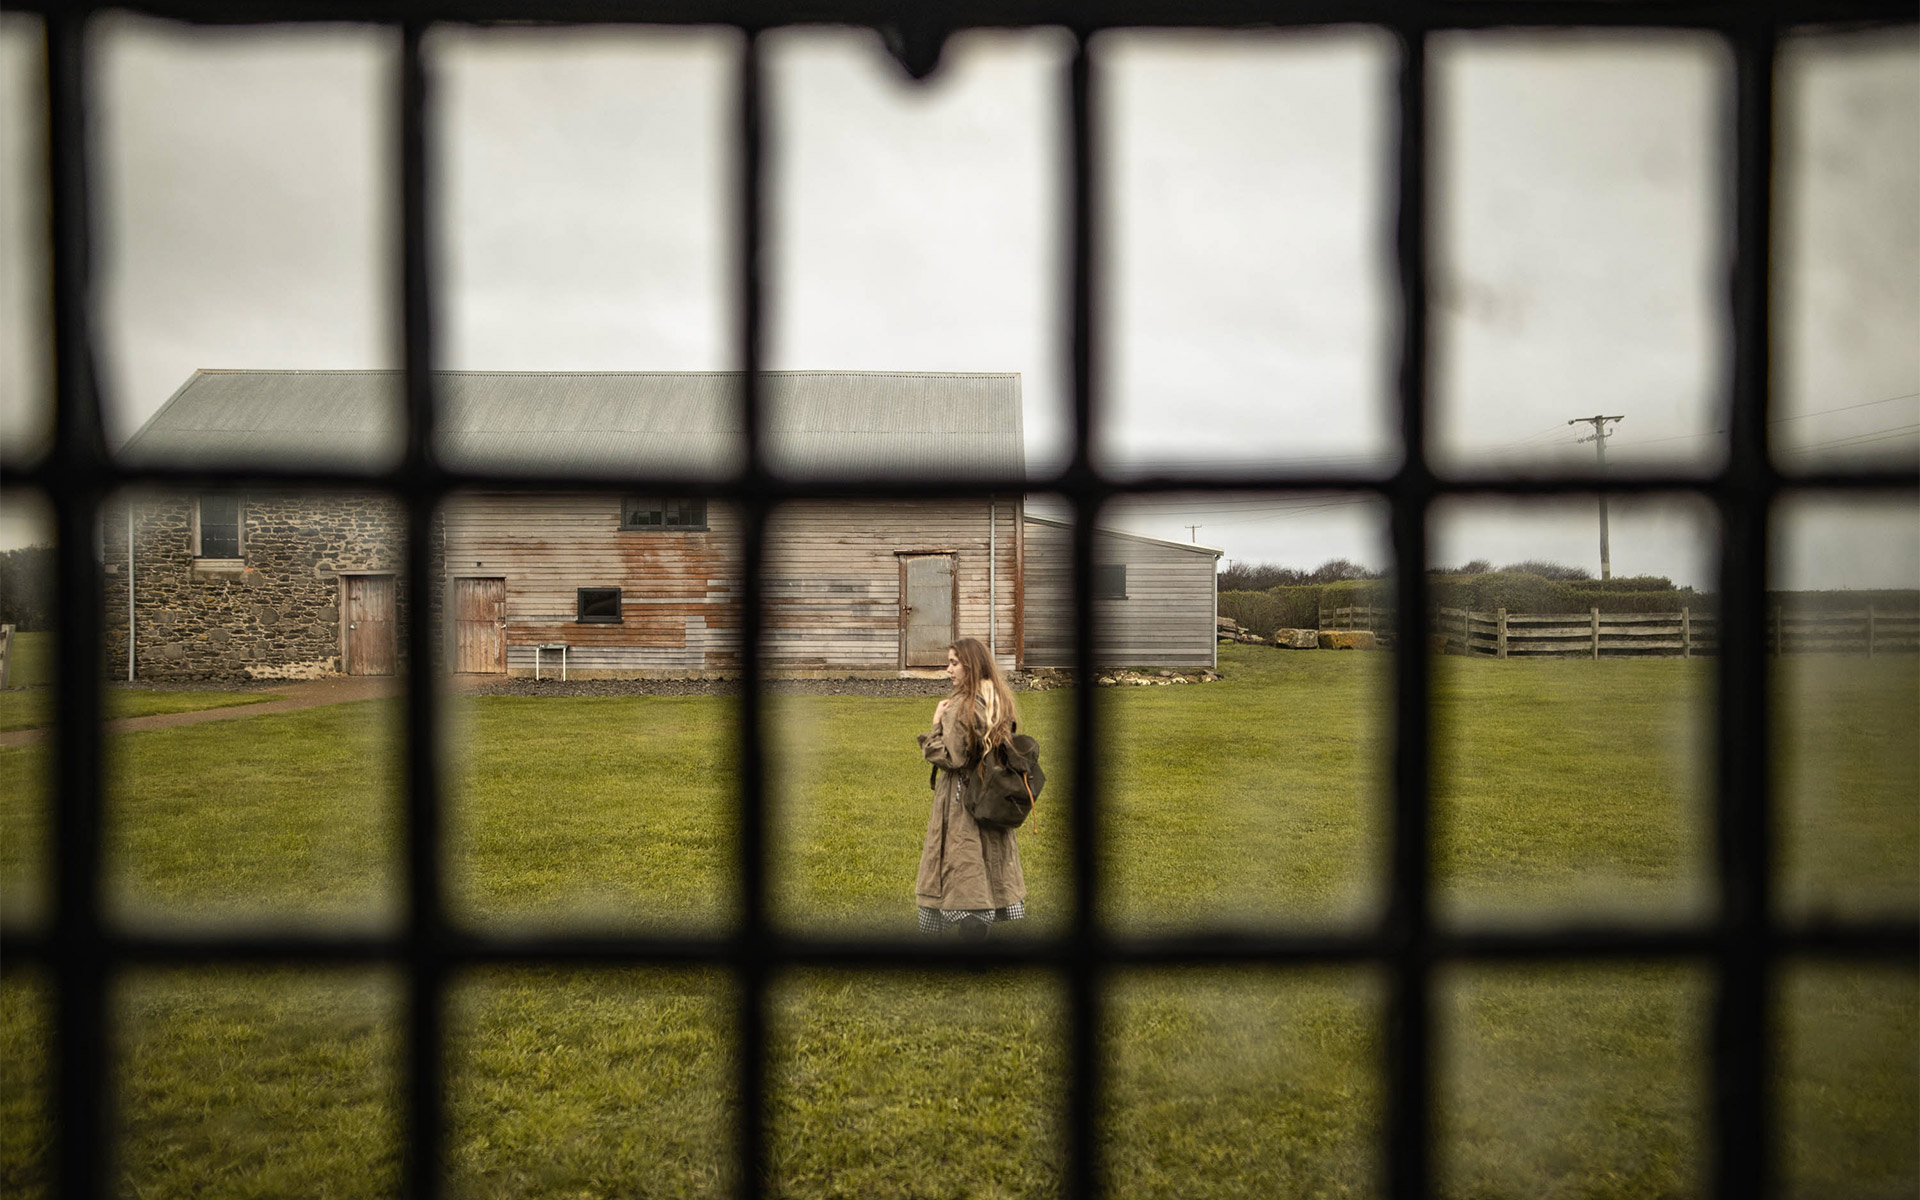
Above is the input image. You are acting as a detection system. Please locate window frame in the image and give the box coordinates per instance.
[1095,563,1127,600]
[621,495,709,531]
[191,493,244,562]
[8,8,1916,1200]
[575,586,623,623]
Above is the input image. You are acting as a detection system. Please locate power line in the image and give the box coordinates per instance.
[1771,391,1919,424]
[1783,422,1920,453]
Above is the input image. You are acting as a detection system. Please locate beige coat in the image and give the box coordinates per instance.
[914,696,1027,912]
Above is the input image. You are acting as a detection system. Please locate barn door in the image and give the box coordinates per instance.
[453,577,506,674]
[345,575,397,676]
[900,554,955,668]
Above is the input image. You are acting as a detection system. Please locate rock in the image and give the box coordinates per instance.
[1273,627,1320,650]
[1097,675,1116,686]
[1318,630,1377,651]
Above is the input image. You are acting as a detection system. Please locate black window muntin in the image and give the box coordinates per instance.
[576,587,622,623]
[7,7,1914,1200]
[622,496,708,530]
[196,494,241,559]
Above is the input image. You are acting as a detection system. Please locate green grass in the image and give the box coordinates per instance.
[0,685,277,733]
[1,631,51,690]
[0,645,1912,1198]
[1433,656,1714,924]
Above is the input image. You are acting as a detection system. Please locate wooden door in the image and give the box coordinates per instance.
[345,575,397,676]
[900,554,955,668]
[453,577,507,674]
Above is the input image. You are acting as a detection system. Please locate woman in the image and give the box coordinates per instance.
[915,636,1027,940]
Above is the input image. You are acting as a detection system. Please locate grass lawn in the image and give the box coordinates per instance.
[0,685,278,733]
[0,645,1912,1198]
[2,631,52,690]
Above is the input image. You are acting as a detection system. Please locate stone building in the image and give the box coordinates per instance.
[103,491,408,680]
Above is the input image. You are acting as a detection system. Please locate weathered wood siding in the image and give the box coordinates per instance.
[1022,517,1220,669]
[441,494,1019,677]
[764,500,1018,675]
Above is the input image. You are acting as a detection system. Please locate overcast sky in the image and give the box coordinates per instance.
[0,16,1913,589]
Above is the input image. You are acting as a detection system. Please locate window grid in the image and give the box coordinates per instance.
[4,4,1915,1200]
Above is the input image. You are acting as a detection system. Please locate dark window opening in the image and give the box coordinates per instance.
[197,495,241,559]
[622,497,707,530]
[576,587,622,623]
[1096,564,1127,599]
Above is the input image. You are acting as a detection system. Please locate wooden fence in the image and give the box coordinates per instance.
[1322,604,1920,658]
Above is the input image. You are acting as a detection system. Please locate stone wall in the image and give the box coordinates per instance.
[103,491,410,681]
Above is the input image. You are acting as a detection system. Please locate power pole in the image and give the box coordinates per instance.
[1568,414,1625,580]
[1185,525,1201,543]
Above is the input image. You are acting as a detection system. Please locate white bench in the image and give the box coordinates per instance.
[533,643,568,681]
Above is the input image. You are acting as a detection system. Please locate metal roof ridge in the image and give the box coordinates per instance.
[1022,511,1224,557]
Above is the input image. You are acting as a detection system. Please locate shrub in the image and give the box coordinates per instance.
[1497,559,1592,581]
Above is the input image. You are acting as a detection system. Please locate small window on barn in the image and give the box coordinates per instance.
[576,587,622,623]
[195,495,242,559]
[621,497,708,531]
[1096,564,1128,599]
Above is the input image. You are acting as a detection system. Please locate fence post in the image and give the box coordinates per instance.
[1463,610,1472,657]
[1590,607,1600,660]
[1496,608,1507,659]
[0,623,11,690]
[1682,607,1691,659]
[1868,606,1876,658]
[1773,605,1783,656]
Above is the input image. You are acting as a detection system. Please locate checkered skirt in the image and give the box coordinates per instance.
[917,901,1027,934]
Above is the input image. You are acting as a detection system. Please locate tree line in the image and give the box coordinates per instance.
[0,544,55,631]
[1217,557,1597,591]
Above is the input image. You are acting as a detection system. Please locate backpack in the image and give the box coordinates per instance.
[964,730,1046,830]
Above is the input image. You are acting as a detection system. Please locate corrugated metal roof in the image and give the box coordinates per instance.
[119,369,1025,478]
[1024,513,1224,557]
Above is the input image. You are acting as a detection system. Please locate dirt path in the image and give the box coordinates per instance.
[0,676,403,750]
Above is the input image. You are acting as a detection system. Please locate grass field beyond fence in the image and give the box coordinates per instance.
[0,646,1912,1198]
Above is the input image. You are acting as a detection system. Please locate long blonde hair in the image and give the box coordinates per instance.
[948,636,1018,751]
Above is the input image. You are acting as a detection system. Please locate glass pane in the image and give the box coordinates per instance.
[0,14,50,463]
[1107,968,1382,1197]
[1438,964,1709,1197]
[442,492,740,933]
[448,968,733,1196]
[1433,33,1726,476]
[1774,494,1919,921]
[116,969,399,1197]
[0,969,48,1195]
[431,26,740,477]
[0,489,52,929]
[1097,29,1395,477]
[1779,962,1919,1200]
[1090,494,1391,931]
[1431,496,1718,925]
[765,497,1065,934]
[769,971,1065,1193]
[98,17,399,467]
[767,28,1069,478]
[103,488,405,930]
[1776,30,1919,470]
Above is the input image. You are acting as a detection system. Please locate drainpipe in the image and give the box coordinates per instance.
[988,497,997,658]
[127,505,136,681]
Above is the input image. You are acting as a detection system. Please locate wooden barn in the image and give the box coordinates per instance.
[1020,515,1223,670]
[107,369,1025,680]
